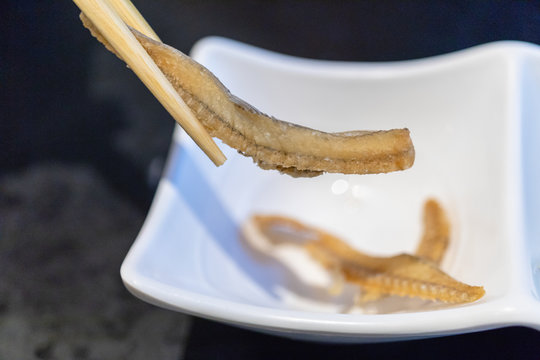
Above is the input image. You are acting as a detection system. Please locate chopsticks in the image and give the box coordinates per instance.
[105,0,160,41]
[73,0,227,166]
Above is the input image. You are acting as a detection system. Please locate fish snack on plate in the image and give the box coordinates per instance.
[244,199,484,306]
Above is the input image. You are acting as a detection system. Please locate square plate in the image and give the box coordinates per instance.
[121,37,540,342]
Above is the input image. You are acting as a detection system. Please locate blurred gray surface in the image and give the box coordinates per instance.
[0,164,190,359]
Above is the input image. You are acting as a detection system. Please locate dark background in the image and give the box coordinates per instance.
[2,1,540,359]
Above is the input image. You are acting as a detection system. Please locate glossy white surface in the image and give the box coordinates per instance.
[121,37,540,342]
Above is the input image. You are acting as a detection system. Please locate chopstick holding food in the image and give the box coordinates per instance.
[105,0,161,41]
[73,0,226,166]
[76,0,414,176]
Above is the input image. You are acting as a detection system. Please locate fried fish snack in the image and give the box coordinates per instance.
[359,198,452,302]
[80,14,415,177]
[416,198,451,265]
[250,213,484,304]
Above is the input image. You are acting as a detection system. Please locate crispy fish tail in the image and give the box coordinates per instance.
[416,198,451,264]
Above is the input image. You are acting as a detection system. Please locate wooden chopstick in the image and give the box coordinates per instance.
[106,0,161,41]
[73,0,227,166]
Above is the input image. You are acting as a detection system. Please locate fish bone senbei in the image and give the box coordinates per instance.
[247,200,484,305]
[80,14,415,177]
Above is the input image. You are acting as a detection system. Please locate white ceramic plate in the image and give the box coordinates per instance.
[121,37,540,342]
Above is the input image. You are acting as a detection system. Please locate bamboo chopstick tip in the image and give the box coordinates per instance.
[75,0,224,168]
[210,151,227,167]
